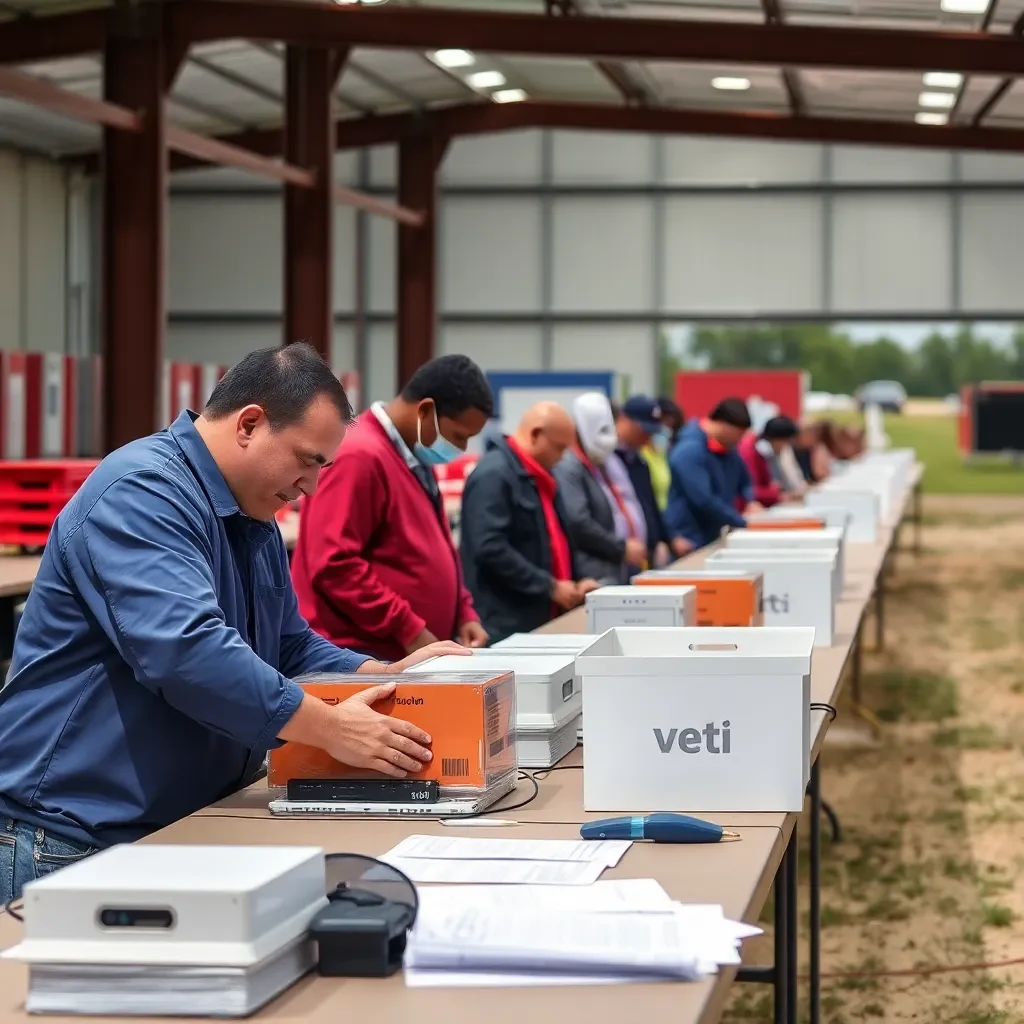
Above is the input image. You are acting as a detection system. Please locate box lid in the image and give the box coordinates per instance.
[586,584,695,602]
[576,626,814,676]
[491,633,603,651]
[405,652,574,682]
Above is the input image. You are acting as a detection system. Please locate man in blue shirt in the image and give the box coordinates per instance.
[665,397,762,550]
[0,343,465,903]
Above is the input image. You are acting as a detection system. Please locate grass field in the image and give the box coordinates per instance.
[829,414,1023,495]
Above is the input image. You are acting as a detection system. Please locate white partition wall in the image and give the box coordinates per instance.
[163,133,1024,391]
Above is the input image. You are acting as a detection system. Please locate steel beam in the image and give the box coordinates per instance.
[0,8,105,63]
[972,8,1024,126]
[169,0,1024,77]
[396,135,446,389]
[101,7,178,452]
[0,65,141,130]
[334,183,424,226]
[166,122,315,185]
[760,0,804,116]
[283,45,340,357]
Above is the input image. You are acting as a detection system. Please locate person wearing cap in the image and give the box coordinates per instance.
[737,415,802,510]
[615,396,692,563]
[665,397,763,551]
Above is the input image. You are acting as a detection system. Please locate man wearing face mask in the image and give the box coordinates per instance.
[459,402,600,642]
[665,397,762,551]
[554,392,648,585]
[291,355,493,662]
[737,415,802,509]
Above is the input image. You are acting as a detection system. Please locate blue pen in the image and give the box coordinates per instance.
[580,813,741,844]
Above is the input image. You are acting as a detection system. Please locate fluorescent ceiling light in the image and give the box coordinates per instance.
[492,88,527,103]
[432,49,475,68]
[923,71,963,89]
[711,76,751,91]
[940,0,987,12]
[919,90,957,108]
[467,70,507,89]
[915,112,949,125]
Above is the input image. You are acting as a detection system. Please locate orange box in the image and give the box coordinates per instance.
[631,569,763,627]
[745,516,827,531]
[267,672,517,794]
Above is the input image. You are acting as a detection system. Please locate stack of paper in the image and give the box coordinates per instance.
[380,834,630,886]
[403,880,761,988]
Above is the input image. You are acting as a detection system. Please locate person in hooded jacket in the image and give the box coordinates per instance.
[553,392,648,585]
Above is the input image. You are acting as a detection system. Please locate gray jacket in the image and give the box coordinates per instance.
[552,450,628,585]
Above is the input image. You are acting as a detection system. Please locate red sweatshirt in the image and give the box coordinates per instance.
[737,432,783,509]
[290,411,478,662]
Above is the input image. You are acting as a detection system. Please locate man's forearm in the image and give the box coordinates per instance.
[277,692,338,747]
[357,659,391,674]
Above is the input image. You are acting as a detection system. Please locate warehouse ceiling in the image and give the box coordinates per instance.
[1,0,1024,159]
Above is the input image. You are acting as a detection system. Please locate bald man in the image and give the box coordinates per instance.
[459,403,599,644]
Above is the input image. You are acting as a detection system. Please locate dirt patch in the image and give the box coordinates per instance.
[722,496,1024,1023]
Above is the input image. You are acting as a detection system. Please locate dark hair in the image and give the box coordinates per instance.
[762,415,799,440]
[204,342,353,429]
[401,354,494,419]
[657,397,684,423]
[708,397,752,430]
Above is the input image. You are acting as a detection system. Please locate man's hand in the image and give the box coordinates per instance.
[670,537,695,558]
[330,682,433,778]
[457,620,489,648]
[391,640,471,673]
[745,501,764,516]
[551,578,582,611]
[576,578,602,597]
[405,627,439,654]
[624,538,647,566]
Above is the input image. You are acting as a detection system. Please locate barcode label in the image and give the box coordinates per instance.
[442,757,470,778]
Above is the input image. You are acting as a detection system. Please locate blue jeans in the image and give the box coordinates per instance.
[0,817,97,904]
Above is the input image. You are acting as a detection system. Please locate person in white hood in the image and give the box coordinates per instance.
[552,392,648,585]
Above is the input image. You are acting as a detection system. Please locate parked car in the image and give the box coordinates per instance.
[856,380,907,413]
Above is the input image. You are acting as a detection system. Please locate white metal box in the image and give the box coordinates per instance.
[755,505,851,534]
[805,488,880,544]
[725,527,846,595]
[585,585,697,633]
[491,633,604,653]
[707,548,836,646]
[4,845,327,967]
[405,651,580,732]
[576,627,814,812]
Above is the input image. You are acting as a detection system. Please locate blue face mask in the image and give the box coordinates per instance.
[414,405,463,466]
[651,431,670,453]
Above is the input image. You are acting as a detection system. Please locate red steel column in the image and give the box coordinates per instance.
[101,8,172,451]
[283,47,339,358]
[397,135,447,388]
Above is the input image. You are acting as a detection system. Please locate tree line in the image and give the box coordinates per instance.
[660,323,1024,398]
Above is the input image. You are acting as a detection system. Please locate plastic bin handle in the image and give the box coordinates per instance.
[687,643,739,652]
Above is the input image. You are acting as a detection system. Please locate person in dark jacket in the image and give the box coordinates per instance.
[665,397,762,550]
[459,403,598,643]
[615,396,693,562]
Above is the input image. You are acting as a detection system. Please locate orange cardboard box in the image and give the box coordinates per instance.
[632,569,764,627]
[267,672,517,793]
[745,516,827,531]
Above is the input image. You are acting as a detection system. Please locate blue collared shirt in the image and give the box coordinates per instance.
[0,411,371,848]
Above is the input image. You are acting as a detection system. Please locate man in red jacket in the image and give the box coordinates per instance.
[291,355,493,662]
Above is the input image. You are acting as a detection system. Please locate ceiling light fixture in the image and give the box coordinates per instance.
[432,49,476,68]
[492,88,527,103]
[939,0,987,12]
[711,76,751,91]
[923,71,963,89]
[466,70,507,89]
[919,90,957,109]
[915,112,949,125]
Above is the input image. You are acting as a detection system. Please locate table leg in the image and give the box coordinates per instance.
[821,799,843,844]
[874,555,887,652]
[914,480,923,556]
[785,820,798,1024]
[809,761,822,1024]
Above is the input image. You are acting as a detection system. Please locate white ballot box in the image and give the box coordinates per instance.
[706,548,836,646]
[585,585,696,633]
[805,488,880,544]
[725,527,845,595]
[576,627,814,812]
